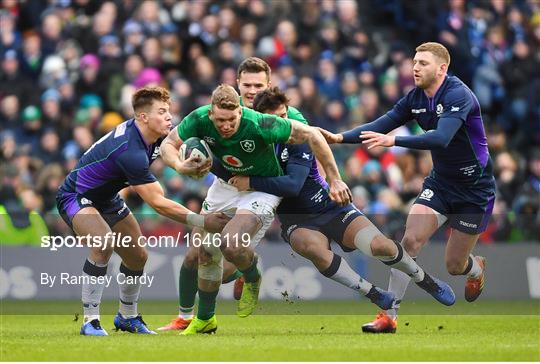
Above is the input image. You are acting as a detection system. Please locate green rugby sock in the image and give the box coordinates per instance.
[197,289,218,320]
[240,256,260,283]
[179,264,198,310]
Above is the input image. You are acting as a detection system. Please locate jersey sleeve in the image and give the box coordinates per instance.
[256,113,292,144]
[386,93,412,123]
[285,143,313,167]
[439,87,473,122]
[176,109,200,141]
[115,151,157,185]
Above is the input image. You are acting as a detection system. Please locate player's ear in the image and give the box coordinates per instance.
[439,62,448,76]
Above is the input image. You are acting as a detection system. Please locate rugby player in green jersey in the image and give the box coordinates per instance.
[160,82,350,334]
[158,58,318,333]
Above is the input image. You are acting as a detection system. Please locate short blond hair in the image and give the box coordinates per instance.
[211,84,240,110]
[415,42,451,67]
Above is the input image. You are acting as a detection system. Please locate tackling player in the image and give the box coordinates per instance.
[226,87,455,311]
[160,84,351,334]
[56,87,228,336]
[319,42,494,333]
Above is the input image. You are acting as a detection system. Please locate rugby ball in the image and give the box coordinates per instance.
[179,137,212,163]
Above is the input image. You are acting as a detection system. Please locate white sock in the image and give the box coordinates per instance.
[118,263,142,319]
[385,268,411,319]
[380,243,425,282]
[82,259,108,322]
[178,307,194,319]
[321,254,373,295]
[466,255,482,278]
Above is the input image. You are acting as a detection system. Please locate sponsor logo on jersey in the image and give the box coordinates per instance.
[302,153,310,160]
[240,140,255,153]
[411,108,427,114]
[310,189,324,204]
[80,197,93,205]
[436,104,443,116]
[419,188,434,201]
[151,146,160,160]
[281,148,289,162]
[459,220,478,229]
[451,106,460,112]
[203,136,215,146]
[222,155,243,167]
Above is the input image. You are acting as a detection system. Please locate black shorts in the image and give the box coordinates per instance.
[280,204,364,252]
[56,188,131,229]
[415,175,496,234]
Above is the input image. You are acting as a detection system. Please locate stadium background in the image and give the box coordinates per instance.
[0,0,539,299]
[0,1,539,361]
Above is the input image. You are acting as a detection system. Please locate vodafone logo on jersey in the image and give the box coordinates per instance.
[222,155,243,167]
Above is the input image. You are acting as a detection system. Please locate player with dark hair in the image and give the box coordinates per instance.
[56,86,228,336]
[320,42,495,333]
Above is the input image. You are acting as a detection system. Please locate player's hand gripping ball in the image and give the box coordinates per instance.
[179,137,212,179]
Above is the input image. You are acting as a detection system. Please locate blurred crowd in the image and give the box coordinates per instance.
[1,0,539,245]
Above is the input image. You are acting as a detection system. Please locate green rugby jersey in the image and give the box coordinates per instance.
[177,105,292,176]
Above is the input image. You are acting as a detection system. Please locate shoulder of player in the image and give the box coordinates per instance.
[181,105,211,125]
[442,78,472,103]
[191,104,212,120]
[286,106,308,124]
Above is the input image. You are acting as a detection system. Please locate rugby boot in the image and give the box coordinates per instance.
[465,256,486,302]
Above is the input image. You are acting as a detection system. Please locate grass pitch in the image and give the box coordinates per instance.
[1,300,539,361]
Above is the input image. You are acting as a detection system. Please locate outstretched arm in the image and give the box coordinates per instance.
[132,181,228,233]
[361,117,463,150]
[342,114,403,143]
[229,163,310,197]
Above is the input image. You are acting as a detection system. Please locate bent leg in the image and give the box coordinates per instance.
[445,229,481,276]
[111,213,147,319]
[290,228,374,295]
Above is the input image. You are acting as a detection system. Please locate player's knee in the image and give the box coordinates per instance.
[370,236,396,258]
[130,249,148,268]
[291,240,317,259]
[446,259,466,275]
[221,245,241,262]
[401,233,426,253]
[91,246,114,263]
[183,248,199,269]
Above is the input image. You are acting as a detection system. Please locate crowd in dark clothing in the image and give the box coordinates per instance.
[1,0,539,244]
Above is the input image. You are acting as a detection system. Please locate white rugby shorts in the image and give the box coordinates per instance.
[201,178,281,247]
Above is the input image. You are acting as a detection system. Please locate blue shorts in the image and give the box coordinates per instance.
[415,175,495,234]
[279,204,364,252]
[56,188,130,229]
